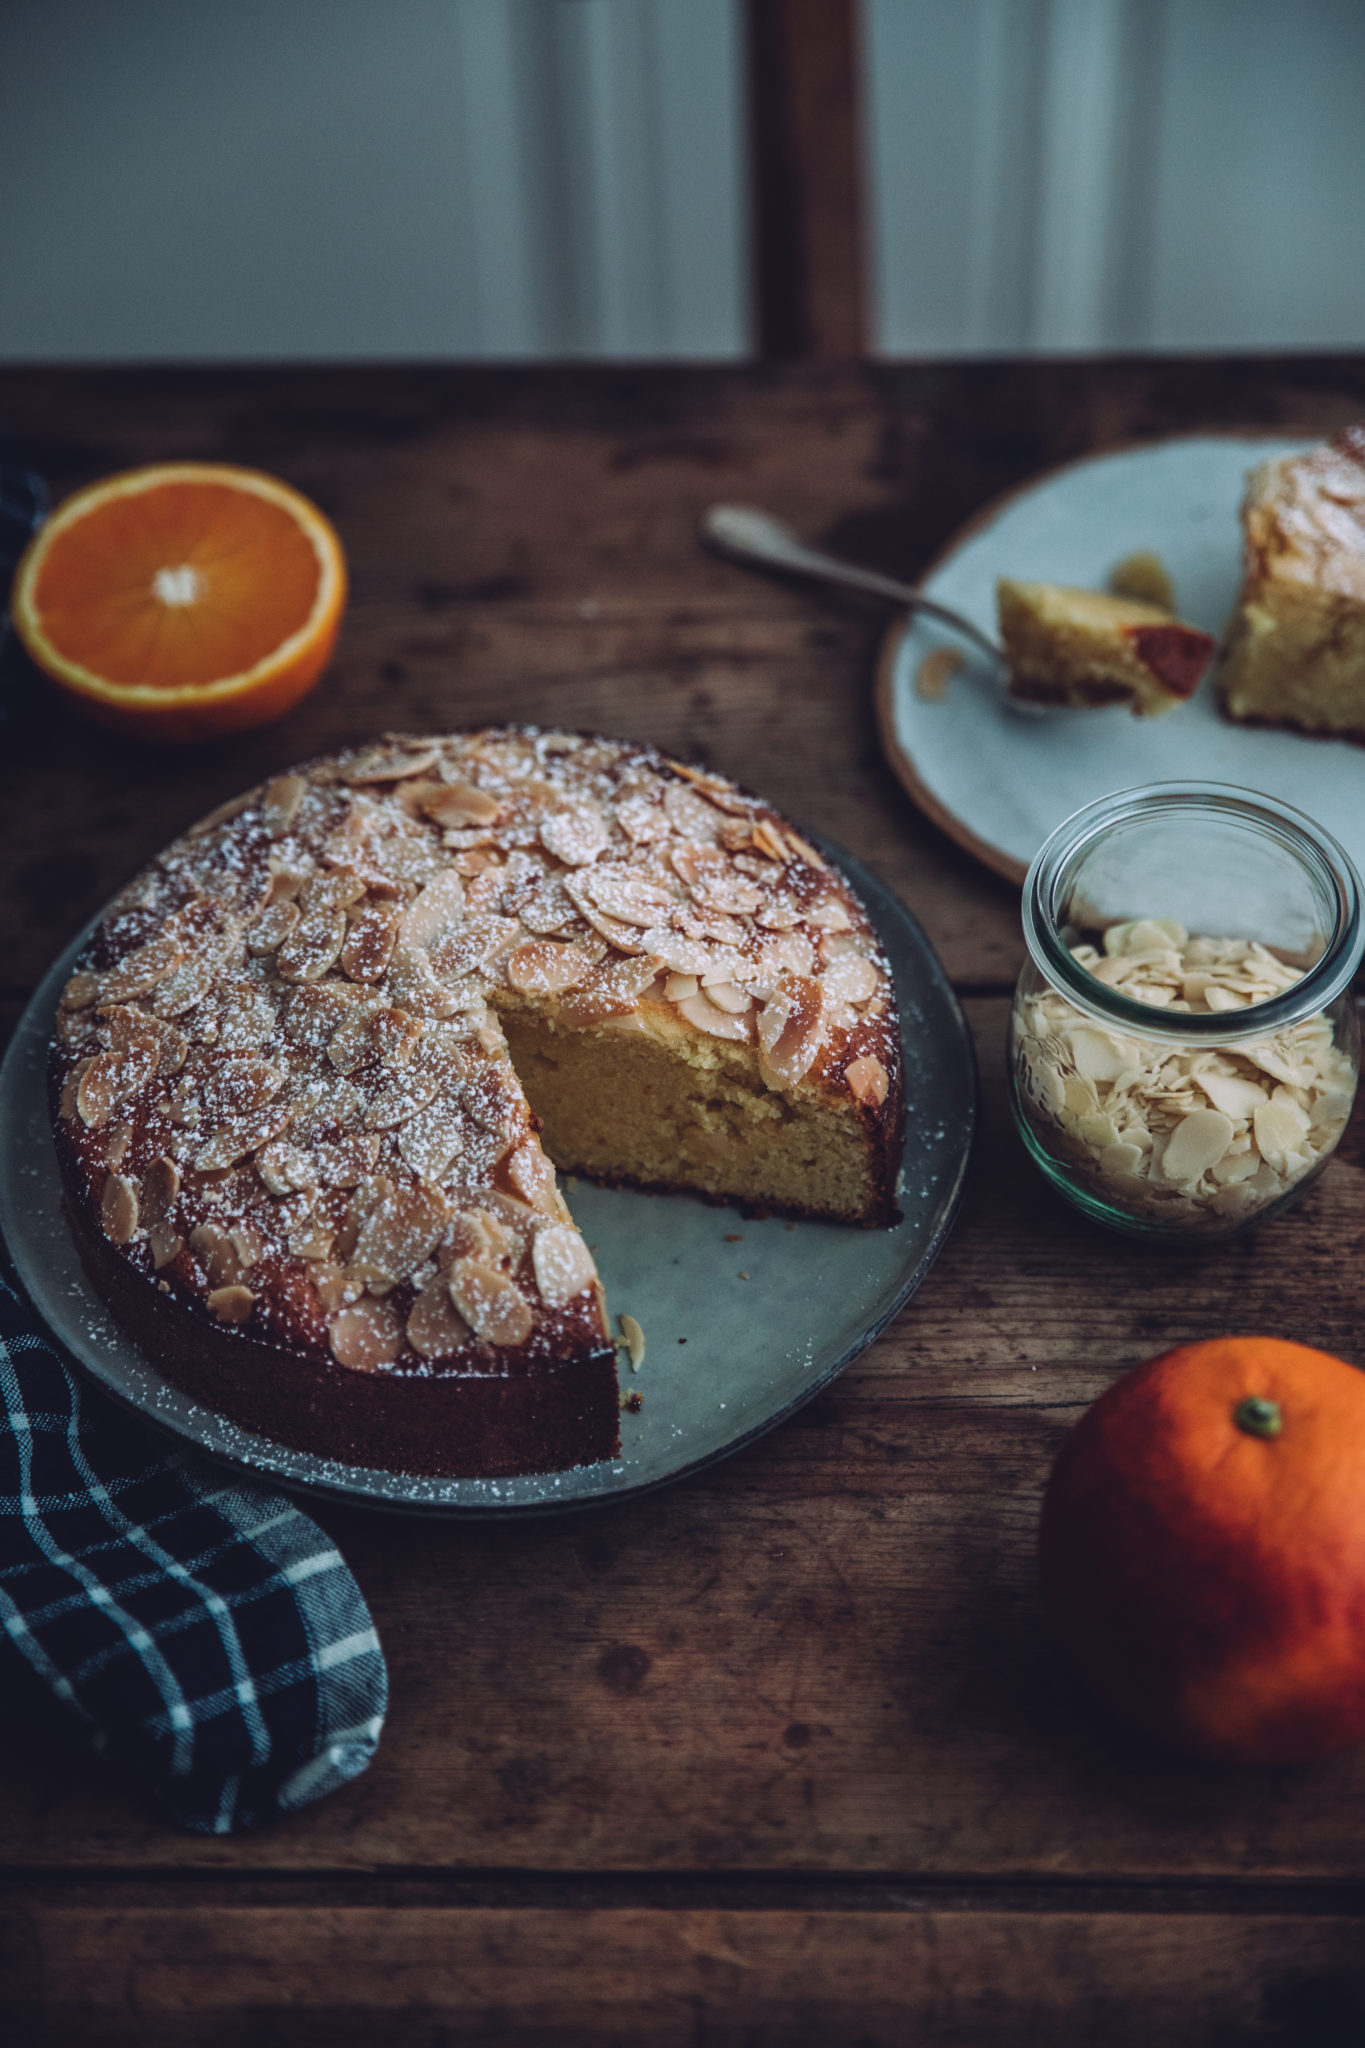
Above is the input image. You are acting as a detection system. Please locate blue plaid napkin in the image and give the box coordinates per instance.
[0,1270,388,1833]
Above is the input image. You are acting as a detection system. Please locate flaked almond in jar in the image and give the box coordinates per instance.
[1011,787,1363,1240]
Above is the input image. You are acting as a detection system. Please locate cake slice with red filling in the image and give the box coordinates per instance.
[997,579,1216,717]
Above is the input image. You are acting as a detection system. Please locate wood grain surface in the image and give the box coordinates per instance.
[3,360,1365,2043]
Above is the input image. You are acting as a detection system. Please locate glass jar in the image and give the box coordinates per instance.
[1010,783,1364,1240]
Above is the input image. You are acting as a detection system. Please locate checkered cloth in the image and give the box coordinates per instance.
[0,1271,388,1833]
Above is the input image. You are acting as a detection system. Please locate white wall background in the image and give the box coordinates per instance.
[2,0,1364,362]
[0,0,749,360]
[864,0,1365,355]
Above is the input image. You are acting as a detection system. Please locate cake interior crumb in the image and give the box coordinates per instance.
[498,1001,876,1223]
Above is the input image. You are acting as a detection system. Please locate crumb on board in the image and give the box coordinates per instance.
[915,645,965,701]
[724,1233,743,1242]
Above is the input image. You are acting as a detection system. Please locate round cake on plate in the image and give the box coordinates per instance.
[50,728,903,1478]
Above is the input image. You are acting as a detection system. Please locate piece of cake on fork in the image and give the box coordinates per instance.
[997,579,1216,718]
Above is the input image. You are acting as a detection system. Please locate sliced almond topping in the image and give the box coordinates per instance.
[396,1099,466,1182]
[518,878,578,936]
[150,958,218,1018]
[59,1057,94,1121]
[104,1123,133,1170]
[757,976,826,1087]
[751,819,790,864]
[449,1207,519,1265]
[699,973,752,1011]
[807,897,854,933]
[327,1002,380,1075]
[341,745,441,784]
[618,1312,646,1371]
[783,830,827,871]
[676,990,752,1042]
[506,940,595,995]
[363,1068,440,1130]
[385,945,467,1020]
[350,1181,453,1294]
[261,773,307,836]
[77,1048,154,1128]
[532,1223,598,1308]
[406,1283,474,1360]
[141,1155,181,1225]
[419,779,503,828]
[584,868,674,928]
[206,1285,255,1325]
[188,1222,244,1289]
[341,905,400,982]
[664,972,699,1002]
[845,1054,890,1107]
[663,782,722,842]
[98,931,187,1004]
[101,1173,140,1245]
[400,873,467,952]
[506,1139,560,1215]
[641,930,714,978]
[324,1298,401,1369]
[61,971,101,1011]
[228,1223,263,1270]
[248,900,301,954]
[372,1006,421,1067]
[449,1258,534,1346]
[194,1103,292,1172]
[313,1261,363,1313]
[558,954,666,1027]
[541,803,609,868]
[276,905,348,984]
[149,1222,183,1271]
[282,981,362,1048]
[822,952,881,1005]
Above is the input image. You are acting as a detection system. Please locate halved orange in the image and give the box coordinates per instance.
[11,462,347,743]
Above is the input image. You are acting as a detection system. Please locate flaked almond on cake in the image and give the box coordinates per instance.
[1219,426,1365,740]
[50,729,903,1480]
[997,579,1216,717]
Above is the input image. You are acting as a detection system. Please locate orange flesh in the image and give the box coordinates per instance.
[30,481,323,689]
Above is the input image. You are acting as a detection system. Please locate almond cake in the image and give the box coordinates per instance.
[997,579,1216,716]
[1219,426,1365,740]
[50,729,903,1479]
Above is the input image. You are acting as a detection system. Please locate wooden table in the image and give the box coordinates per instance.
[3,359,1365,2046]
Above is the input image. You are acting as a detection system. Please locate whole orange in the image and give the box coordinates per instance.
[1040,1337,1365,1763]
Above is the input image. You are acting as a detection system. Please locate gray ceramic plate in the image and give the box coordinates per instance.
[0,843,974,1516]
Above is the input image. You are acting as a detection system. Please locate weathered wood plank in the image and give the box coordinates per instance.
[4,1902,1363,2045]
[3,994,1364,1875]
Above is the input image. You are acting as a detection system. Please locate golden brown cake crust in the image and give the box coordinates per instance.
[49,728,902,1478]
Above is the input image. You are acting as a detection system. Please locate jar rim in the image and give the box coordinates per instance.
[1021,781,1365,1043]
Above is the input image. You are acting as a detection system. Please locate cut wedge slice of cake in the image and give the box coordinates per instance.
[1219,426,1365,741]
